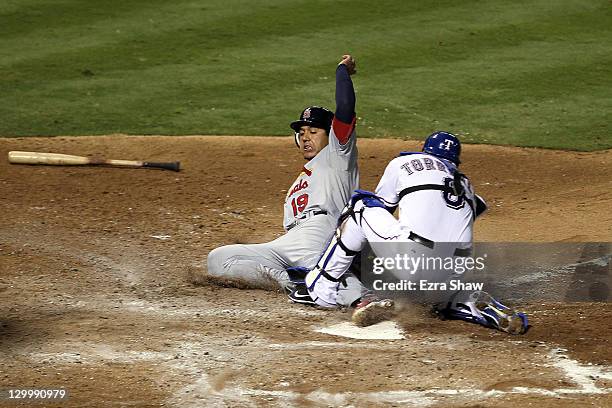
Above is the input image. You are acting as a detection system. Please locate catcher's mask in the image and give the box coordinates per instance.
[291,106,334,147]
[422,131,461,165]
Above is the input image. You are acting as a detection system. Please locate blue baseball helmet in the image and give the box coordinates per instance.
[422,131,461,164]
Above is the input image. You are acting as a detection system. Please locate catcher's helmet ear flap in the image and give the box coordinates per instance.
[422,131,461,164]
[290,106,334,147]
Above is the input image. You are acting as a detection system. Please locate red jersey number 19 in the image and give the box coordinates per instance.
[291,194,309,216]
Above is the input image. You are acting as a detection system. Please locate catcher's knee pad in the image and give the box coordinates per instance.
[331,190,385,259]
[351,189,386,211]
[338,190,386,228]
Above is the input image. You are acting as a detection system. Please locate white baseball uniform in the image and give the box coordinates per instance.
[306,152,486,307]
[375,152,477,243]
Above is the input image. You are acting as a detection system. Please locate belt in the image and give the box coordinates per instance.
[287,210,328,230]
[408,231,472,257]
[408,231,434,249]
[299,209,327,220]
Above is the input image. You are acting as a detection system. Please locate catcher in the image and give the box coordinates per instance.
[205,54,367,305]
[290,131,529,334]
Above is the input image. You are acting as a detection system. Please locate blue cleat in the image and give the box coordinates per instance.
[441,291,529,335]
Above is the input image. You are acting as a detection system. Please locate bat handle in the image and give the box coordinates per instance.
[143,161,181,171]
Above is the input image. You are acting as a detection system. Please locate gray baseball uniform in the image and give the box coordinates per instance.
[206,121,359,292]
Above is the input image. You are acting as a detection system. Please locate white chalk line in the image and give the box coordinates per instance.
[549,348,612,394]
[70,296,327,319]
[25,341,201,365]
[267,341,401,350]
[20,340,612,406]
[22,338,399,366]
[165,347,612,407]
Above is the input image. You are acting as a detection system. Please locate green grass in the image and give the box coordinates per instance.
[0,0,610,150]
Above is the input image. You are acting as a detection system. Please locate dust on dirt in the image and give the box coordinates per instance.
[0,135,610,407]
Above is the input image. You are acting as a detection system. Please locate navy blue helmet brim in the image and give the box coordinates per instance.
[290,119,330,133]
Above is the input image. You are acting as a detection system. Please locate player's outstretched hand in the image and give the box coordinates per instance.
[339,54,356,75]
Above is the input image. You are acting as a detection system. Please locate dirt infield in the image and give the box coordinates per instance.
[0,135,611,407]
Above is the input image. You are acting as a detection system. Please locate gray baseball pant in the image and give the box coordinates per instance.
[206,214,367,306]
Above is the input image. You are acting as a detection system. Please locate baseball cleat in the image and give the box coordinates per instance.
[352,295,395,327]
[478,294,528,335]
[442,291,528,335]
[288,286,317,306]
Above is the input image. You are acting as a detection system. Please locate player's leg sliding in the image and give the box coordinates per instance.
[206,244,292,291]
[438,290,528,335]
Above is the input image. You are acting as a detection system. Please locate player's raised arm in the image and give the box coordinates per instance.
[332,54,357,145]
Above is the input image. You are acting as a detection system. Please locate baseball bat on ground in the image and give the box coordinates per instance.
[8,151,180,171]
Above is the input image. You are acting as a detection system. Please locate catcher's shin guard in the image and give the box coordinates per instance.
[306,190,388,307]
[305,219,363,307]
[439,291,528,335]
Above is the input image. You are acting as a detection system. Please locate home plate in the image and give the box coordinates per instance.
[315,321,405,340]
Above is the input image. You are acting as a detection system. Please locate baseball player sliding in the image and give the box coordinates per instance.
[291,131,529,334]
[206,55,367,304]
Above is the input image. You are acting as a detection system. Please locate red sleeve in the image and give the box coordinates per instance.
[331,116,356,145]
